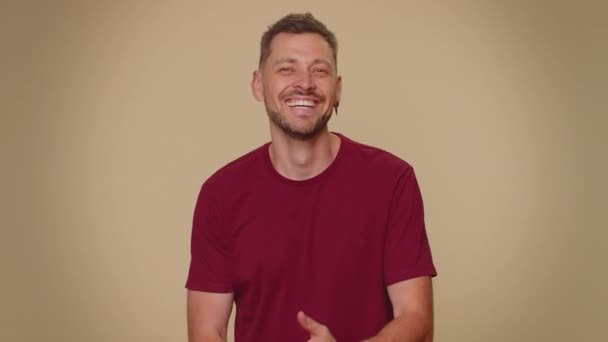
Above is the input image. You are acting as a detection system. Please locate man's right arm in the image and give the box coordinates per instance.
[187,290,234,342]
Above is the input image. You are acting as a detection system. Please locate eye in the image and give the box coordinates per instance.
[278,66,294,73]
[313,68,329,76]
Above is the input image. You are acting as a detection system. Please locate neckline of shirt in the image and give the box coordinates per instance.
[262,132,349,186]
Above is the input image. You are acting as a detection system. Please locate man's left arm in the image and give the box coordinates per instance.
[364,276,434,342]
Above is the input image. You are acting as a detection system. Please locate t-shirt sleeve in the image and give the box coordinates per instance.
[384,167,437,286]
[185,180,233,293]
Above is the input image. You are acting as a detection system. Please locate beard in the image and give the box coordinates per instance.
[265,88,334,140]
[266,104,333,140]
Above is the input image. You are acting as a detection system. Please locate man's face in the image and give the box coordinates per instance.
[252,33,342,140]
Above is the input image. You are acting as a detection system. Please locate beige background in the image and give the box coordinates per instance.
[2,1,606,341]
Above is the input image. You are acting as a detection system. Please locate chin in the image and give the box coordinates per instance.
[284,119,331,140]
[267,107,332,138]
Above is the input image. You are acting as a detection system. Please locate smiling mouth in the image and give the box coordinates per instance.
[285,99,318,108]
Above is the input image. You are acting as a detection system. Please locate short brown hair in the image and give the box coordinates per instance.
[259,13,338,67]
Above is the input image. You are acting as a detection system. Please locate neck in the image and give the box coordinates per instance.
[268,127,341,181]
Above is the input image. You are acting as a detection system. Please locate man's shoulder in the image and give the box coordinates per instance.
[342,134,413,174]
[200,143,268,192]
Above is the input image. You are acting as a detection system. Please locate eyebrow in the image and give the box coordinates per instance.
[311,58,333,68]
[272,58,296,66]
[271,58,334,69]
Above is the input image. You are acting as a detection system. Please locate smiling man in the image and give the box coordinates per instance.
[186,13,437,342]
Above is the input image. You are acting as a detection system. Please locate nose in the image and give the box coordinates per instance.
[294,71,316,91]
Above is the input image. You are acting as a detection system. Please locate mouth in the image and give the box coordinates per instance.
[284,97,320,108]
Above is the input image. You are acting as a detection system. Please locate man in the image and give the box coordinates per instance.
[186,13,437,342]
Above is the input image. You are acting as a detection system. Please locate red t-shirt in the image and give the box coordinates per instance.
[186,133,437,342]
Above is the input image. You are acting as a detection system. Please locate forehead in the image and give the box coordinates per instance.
[267,32,334,63]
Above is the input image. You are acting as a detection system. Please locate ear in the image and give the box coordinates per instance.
[251,70,264,102]
[335,75,342,104]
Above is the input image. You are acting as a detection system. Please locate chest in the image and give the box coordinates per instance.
[226,182,390,294]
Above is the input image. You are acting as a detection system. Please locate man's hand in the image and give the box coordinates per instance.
[297,311,336,342]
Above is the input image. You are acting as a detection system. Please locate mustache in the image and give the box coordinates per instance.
[280,89,324,101]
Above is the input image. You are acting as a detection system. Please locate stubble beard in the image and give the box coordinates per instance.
[265,102,333,140]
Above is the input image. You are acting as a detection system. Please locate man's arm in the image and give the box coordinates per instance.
[187,290,234,342]
[365,276,434,342]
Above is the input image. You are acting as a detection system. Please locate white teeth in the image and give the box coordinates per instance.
[288,100,315,107]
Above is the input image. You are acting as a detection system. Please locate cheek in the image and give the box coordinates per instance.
[318,77,337,90]
[264,81,284,97]
[320,83,337,99]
